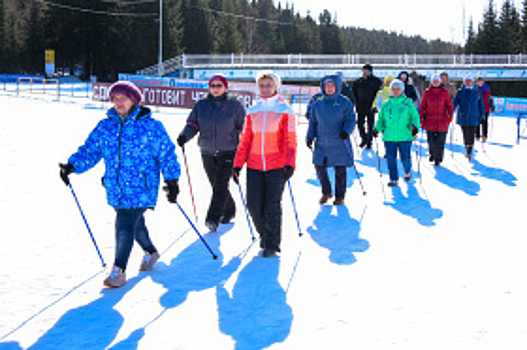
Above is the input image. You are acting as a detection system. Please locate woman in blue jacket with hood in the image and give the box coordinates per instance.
[306,74,357,205]
[453,76,485,160]
[59,81,181,288]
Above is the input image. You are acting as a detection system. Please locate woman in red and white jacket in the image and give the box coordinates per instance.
[232,71,297,258]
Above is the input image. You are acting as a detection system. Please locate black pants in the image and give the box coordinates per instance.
[201,152,236,224]
[315,165,347,199]
[357,110,375,146]
[426,131,447,163]
[246,169,285,252]
[475,112,489,139]
[461,125,478,155]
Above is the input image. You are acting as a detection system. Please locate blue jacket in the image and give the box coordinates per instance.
[307,74,357,167]
[453,86,485,126]
[68,106,181,209]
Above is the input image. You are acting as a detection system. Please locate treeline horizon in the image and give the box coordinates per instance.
[0,0,462,80]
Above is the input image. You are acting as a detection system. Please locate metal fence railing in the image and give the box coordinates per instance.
[136,53,527,76]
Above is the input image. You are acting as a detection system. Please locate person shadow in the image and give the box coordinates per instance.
[108,225,241,349]
[25,273,147,349]
[306,205,370,265]
[471,156,518,187]
[434,165,481,196]
[216,256,293,350]
[385,182,443,227]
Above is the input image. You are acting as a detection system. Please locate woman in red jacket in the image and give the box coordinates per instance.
[419,74,454,166]
[232,71,297,258]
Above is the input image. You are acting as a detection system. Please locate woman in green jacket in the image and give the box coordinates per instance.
[373,79,420,186]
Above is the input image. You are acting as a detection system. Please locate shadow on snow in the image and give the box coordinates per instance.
[216,256,293,350]
[384,182,443,227]
[307,205,370,265]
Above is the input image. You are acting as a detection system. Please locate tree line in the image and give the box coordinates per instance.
[0,0,461,80]
[466,0,527,54]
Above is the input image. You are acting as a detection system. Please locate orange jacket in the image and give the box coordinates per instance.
[234,94,297,171]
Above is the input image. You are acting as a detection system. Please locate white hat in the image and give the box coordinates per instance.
[430,74,441,83]
[389,79,405,92]
[463,75,474,83]
[256,71,282,90]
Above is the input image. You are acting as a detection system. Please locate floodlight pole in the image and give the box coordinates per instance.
[158,0,163,76]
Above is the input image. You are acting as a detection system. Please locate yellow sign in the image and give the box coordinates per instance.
[45,50,55,64]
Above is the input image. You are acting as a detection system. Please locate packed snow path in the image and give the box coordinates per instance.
[1,94,526,349]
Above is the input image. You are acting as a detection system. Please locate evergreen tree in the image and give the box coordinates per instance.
[0,0,5,71]
[520,0,527,51]
[465,18,477,53]
[499,0,521,53]
[318,10,343,54]
[24,0,45,74]
[475,0,501,53]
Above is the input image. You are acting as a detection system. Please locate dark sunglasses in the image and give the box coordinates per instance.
[210,84,224,88]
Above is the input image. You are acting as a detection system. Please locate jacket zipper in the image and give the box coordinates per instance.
[117,121,124,207]
[261,105,267,171]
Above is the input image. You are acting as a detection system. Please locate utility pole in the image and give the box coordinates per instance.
[158,0,163,76]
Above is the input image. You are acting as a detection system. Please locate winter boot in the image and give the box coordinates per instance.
[387,180,398,187]
[404,172,412,182]
[262,249,278,258]
[333,197,345,205]
[465,146,473,160]
[140,251,160,271]
[220,214,235,224]
[205,219,218,232]
[319,194,333,204]
[103,266,126,288]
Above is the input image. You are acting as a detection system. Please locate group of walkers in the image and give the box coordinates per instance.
[58,65,492,288]
[307,64,492,189]
[59,72,297,288]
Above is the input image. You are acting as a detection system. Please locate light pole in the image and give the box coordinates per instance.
[158,0,163,76]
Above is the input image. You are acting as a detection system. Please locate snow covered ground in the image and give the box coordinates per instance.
[1,91,527,349]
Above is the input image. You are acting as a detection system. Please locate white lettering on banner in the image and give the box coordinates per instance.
[192,91,208,103]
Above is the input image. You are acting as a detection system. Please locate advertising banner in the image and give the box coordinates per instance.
[93,83,254,110]
[45,50,55,77]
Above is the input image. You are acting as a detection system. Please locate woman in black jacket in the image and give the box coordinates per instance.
[177,74,246,231]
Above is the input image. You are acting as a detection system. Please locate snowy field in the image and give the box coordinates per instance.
[1,91,527,350]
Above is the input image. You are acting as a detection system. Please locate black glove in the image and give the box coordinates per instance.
[480,118,485,123]
[164,179,179,203]
[306,138,313,150]
[232,167,241,184]
[372,107,378,114]
[177,134,187,148]
[411,126,418,136]
[339,131,349,140]
[59,163,74,185]
[372,129,379,138]
[283,166,295,181]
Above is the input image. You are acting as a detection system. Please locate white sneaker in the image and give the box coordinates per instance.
[103,266,126,288]
[140,251,160,271]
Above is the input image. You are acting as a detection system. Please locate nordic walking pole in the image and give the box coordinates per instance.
[450,123,454,158]
[344,139,366,196]
[236,182,255,241]
[414,137,422,183]
[175,202,218,259]
[351,164,367,196]
[287,180,303,237]
[67,182,106,267]
[180,145,198,222]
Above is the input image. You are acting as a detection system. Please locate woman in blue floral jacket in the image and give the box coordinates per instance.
[59,81,181,288]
